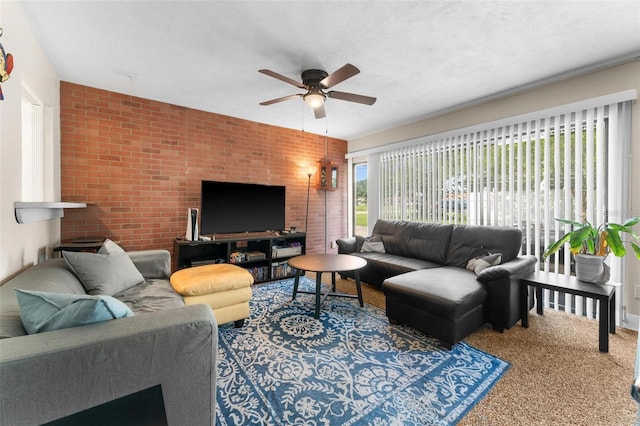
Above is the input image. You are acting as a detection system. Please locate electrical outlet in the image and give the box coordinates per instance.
[330,241,336,249]
[634,285,640,299]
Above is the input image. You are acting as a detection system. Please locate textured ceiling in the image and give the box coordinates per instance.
[18,1,640,140]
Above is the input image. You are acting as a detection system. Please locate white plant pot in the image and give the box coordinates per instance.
[575,254,610,284]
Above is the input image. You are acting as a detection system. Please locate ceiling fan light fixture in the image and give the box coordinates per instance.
[303,90,325,109]
[259,64,376,118]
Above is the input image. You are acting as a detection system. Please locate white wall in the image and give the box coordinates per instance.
[0,0,61,282]
[349,60,640,318]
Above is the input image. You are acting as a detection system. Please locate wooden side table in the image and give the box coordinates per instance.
[520,271,617,353]
[289,254,367,319]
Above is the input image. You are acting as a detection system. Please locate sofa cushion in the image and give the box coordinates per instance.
[372,220,453,264]
[15,289,134,334]
[445,224,522,267]
[349,252,442,286]
[63,251,145,296]
[382,267,487,320]
[115,279,185,314]
[127,250,172,280]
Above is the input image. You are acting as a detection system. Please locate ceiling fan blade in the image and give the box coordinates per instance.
[313,104,326,119]
[259,94,302,106]
[320,63,360,88]
[327,91,377,105]
[259,69,306,89]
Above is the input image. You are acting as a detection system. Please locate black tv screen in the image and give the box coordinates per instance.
[200,181,286,235]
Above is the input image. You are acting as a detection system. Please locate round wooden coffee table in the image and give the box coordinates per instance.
[288,254,367,319]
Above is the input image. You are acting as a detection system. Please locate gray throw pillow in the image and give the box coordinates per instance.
[466,253,502,276]
[360,234,386,253]
[98,238,125,255]
[63,251,145,296]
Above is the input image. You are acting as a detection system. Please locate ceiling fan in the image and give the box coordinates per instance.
[258,63,376,119]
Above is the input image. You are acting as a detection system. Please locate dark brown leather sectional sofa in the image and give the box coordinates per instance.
[336,219,537,349]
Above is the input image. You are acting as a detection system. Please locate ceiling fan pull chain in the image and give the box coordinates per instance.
[325,117,329,161]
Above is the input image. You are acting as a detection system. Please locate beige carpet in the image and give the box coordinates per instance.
[315,273,638,425]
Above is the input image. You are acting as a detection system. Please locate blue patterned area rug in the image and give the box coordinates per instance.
[215,277,509,426]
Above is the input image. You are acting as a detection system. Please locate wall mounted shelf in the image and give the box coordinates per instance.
[14,202,87,224]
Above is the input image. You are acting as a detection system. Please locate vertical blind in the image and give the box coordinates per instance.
[375,95,633,322]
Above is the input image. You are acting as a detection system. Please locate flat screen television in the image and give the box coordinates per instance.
[200,180,286,235]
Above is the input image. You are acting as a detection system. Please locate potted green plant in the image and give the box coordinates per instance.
[542,217,640,284]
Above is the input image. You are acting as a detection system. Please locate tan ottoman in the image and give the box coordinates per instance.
[170,264,254,327]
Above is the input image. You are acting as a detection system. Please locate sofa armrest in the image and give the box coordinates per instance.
[336,236,366,254]
[476,255,538,283]
[336,237,357,254]
[477,255,537,331]
[0,304,217,426]
[128,249,171,279]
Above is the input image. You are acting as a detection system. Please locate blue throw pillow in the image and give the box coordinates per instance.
[15,289,134,334]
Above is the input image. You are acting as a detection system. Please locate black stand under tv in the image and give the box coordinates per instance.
[173,232,306,283]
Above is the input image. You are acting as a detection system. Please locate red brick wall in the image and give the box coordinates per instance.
[60,82,347,255]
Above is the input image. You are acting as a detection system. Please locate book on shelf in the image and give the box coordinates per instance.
[271,260,297,279]
[246,265,269,282]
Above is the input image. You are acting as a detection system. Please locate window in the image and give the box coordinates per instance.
[21,87,45,201]
[349,92,634,322]
[378,97,633,272]
[353,162,368,236]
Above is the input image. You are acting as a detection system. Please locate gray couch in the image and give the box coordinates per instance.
[0,250,218,426]
[337,220,537,348]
